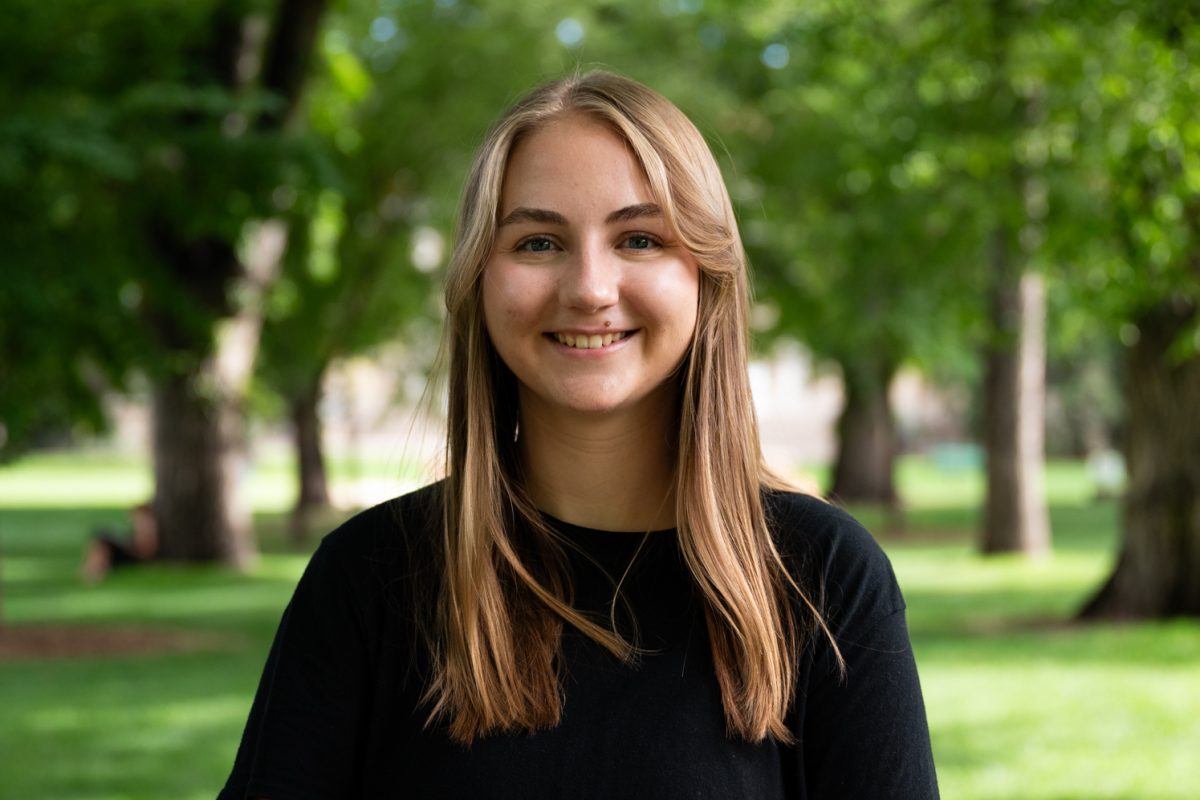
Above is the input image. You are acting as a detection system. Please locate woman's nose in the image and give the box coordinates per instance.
[558,242,618,312]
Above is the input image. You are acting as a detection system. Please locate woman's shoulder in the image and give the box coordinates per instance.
[315,480,444,570]
[763,488,906,625]
[288,482,445,634]
[763,488,877,557]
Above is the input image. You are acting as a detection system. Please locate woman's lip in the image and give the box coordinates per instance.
[547,328,635,336]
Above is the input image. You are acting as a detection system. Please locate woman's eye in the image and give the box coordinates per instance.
[517,237,557,253]
[623,234,659,250]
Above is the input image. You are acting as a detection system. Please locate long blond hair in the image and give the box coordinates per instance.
[428,70,839,744]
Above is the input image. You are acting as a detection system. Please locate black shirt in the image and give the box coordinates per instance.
[219,484,939,799]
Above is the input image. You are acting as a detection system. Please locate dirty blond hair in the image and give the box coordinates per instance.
[429,70,839,744]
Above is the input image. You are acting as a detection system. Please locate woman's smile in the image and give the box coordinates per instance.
[548,329,636,351]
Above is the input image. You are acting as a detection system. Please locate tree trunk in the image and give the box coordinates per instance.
[977,0,1051,556]
[292,369,330,510]
[830,355,899,508]
[152,367,253,566]
[289,366,330,543]
[150,220,288,566]
[981,230,1051,556]
[1080,299,1200,618]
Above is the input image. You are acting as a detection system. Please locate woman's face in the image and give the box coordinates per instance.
[482,114,700,420]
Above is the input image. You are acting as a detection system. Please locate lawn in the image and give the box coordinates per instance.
[0,451,1197,799]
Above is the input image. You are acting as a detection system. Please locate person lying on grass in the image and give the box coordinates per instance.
[80,502,158,584]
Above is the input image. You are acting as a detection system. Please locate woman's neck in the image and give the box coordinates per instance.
[517,390,678,533]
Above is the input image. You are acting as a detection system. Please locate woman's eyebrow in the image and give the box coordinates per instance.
[497,207,567,227]
[497,203,662,227]
[606,203,661,224]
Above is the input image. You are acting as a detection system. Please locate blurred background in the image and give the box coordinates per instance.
[1,0,1198,797]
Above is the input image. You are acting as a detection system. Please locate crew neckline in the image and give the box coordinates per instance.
[538,510,676,541]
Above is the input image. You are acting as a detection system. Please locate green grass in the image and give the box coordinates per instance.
[0,448,425,512]
[1,452,1198,799]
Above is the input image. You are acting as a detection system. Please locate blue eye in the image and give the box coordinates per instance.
[518,237,557,253]
[624,234,658,250]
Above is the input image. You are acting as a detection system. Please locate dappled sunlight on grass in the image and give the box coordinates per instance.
[20,576,299,627]
[0,449,422,512]
[856,459,1200,799]
[5,556,308,637]
[0,453,154,508]
[925,659,1200,799]
[893,457,1099,511]
[890,544,1111,628]
[0,650,265,799]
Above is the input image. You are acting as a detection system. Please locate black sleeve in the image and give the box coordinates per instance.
[218,528,376,800]
[780,498,940,799]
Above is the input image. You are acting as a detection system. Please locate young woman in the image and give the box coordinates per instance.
[220,71,939,799]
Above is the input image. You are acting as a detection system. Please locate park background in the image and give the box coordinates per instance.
[1,0,1198,797]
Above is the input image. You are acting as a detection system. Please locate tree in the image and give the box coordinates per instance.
[704,2,987,508]
[1071,5,1200,617]
[137,0,330,566]
[1,0,331,565]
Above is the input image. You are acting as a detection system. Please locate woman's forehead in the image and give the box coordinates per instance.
[497,115,657,219]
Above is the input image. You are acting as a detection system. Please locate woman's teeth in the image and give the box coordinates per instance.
[553,331,629,349]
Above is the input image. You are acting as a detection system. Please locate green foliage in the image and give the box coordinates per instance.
[699,2,995,377]
[0,0,331,454]
[4,0,1196,459]
[1039,5,1199,354]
